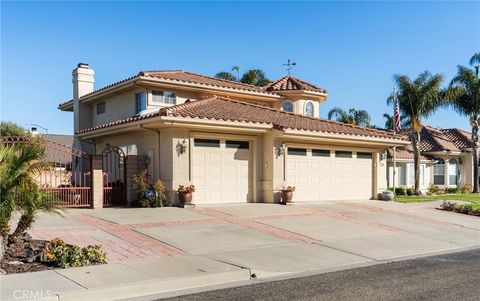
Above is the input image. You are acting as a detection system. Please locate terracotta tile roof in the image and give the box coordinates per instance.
[388,126,472,160]
[263,76,327,94]
[387,145,431,160]
[139,71,274,94]
[441,128,472,149]
[77,96,407,142]
[60,70,278,108]
[76,111,160,134]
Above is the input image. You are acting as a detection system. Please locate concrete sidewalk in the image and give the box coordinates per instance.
[1,200,479,301]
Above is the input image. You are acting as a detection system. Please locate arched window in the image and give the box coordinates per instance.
[282,101,294,113]
[433,159,445,185]
[305,102,314,117]
[448,159,458,186]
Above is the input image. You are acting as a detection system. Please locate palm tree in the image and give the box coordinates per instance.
[387,71,445,194]
[382,113,409,130]
[447,63,480,193]
[214,71,237,82]
[232,66,240,81]
[470,52,480,76]
[328,107,371,127]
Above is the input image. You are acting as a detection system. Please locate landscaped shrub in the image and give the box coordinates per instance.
[461,185,472,194]
[133,171,168,207]
[42,238,107,268]
[394,187,407,196]
[440,200,457,211]
[453,204,473,214]
[428,185,440,194]
[445,187,460,194]
[406,187,415,196]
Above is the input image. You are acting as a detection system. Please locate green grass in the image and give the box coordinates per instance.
[395,194,480,209]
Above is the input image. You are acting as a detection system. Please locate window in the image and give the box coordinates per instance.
[305,102,314,117]
[433,159,445,185]
[335,151,352,158]
[357,152,372,159]
[194,139,220,148]
[312,149,330,157]
[421,164,426,186]
[400,165,407,186]
[448,159,458,186]
[152,90,176,105]
[282,101,294,112]
[226,140,249,149]
[408,163,414,186]
[96,102,106,115]
[288,148,307,156]
[135,92,147,113]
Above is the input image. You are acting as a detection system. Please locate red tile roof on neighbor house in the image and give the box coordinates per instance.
[77,96,407,142]
[263,76,327,94]
[387,126,472,160]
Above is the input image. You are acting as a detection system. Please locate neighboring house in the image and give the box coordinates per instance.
[387,126,475,192]
[58,63,409,204]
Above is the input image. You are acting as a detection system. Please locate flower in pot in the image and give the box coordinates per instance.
[280,186,295,205]
[177,185,196,207]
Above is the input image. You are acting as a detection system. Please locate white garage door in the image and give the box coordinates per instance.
[192,138,251,204]
[286,148,373,201]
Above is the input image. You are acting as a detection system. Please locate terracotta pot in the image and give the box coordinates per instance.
[178,192,193,206]
[281,190,293,205]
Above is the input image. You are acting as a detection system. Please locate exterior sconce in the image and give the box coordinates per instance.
[381,152,387,161]
[176,139,188,156]
[276,143,286,158]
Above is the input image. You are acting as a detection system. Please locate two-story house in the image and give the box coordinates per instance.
[59,63,409,204]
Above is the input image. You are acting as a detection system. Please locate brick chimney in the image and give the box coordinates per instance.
[72,63,94,133]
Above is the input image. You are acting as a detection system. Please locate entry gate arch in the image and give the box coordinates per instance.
[102,145,126,207]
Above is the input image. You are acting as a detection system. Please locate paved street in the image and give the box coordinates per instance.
[160,249,480,301]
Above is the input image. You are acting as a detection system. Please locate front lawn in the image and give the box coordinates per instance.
[395,194,480,209]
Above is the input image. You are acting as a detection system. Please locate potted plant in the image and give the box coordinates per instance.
[177,185,196,207]
[280,186,295,205]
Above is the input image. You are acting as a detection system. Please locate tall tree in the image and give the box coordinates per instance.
[470,52,480,76]
[447,62,480,193]
[231,66,240,81]
[240,69,271,86]
[387,71,445,194]
[328,107,371,127]
[214,71,237,82]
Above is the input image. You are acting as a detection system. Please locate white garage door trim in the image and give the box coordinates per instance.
[286,146,373,201]
[192,137,252,204]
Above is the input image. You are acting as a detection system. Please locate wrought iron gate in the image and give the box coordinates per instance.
[1,136,92,208]
[102,145,126,207]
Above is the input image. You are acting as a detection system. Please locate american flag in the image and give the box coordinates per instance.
[393,90,402,133]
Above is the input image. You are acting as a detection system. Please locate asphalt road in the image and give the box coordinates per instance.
[160,249,480,301]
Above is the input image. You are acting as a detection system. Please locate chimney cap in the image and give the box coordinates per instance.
[77,63,89,68]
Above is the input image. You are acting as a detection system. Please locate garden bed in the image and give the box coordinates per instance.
[1,236,107,275]
[0,237,52,274]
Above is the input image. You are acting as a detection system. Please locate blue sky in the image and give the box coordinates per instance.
[1,1,479,134]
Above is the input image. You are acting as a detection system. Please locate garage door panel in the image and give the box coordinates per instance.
[287,149,373,202]
[193,140,251,204]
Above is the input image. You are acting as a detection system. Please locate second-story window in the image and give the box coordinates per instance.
[96,101,106,115]
[135,91,147,114]
[305,102,314,117]
[282,101,294,112]
[152,90,176,105]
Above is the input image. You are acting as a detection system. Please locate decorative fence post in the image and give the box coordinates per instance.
[91,155,104,209]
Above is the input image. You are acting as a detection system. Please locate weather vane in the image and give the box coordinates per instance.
[282,59,296,75]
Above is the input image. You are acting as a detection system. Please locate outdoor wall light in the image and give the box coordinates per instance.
[276,143,286,157]
[176,139,188,156]
[381,152,387,161]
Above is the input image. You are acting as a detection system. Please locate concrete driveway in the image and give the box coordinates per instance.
[27,200,479,277]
